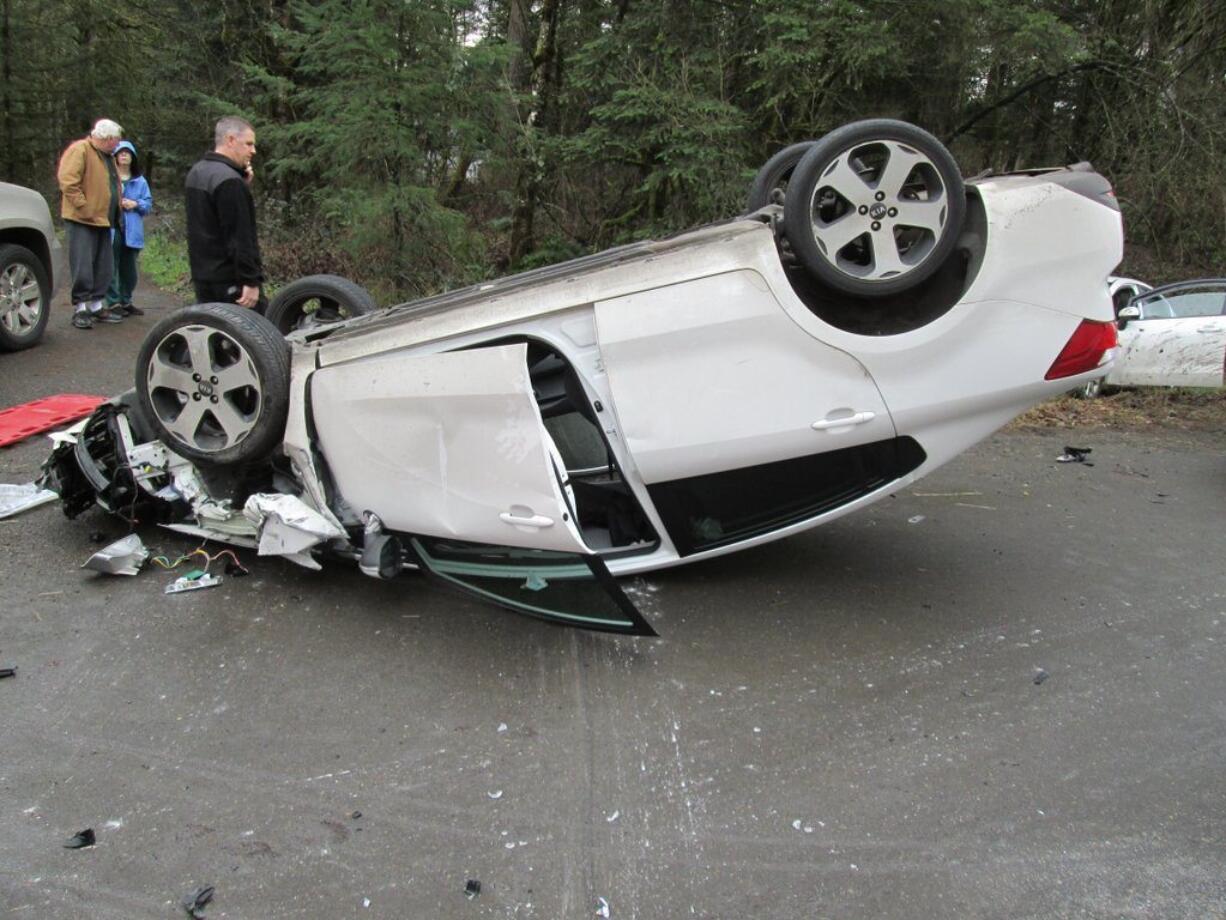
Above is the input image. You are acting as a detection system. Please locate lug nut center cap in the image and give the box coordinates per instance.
[198,383,214,397]
[869,203,888,220]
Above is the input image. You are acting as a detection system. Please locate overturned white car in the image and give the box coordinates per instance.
[46,121,1123,635]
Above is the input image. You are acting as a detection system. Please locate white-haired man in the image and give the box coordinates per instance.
[57,118,126,329]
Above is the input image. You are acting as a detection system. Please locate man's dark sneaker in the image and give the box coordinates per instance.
[71,311,94,329]
[121,303,145,316]
[93,307,124,324]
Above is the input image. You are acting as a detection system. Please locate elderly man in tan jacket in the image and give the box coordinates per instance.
[57,118,125,329]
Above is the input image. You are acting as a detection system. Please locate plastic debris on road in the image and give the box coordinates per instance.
[180,885,215,918]
[0,667,16,679]
[596,896,611,917]
[487,790,503,800]
[81,534,149,576]
[464,879,482,900]
[0,482,58,519]
[63,828,96,849]
[1034,668,1050,685]
[1057,446,1094,465]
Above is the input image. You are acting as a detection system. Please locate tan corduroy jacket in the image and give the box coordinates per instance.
[57,138,118,227]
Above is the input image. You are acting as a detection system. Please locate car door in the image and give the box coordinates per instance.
[1113,284,1226,388]
[595,270,907,556]
[308,343,652,634]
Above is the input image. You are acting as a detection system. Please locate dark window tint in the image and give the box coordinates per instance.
[647,437,926,556]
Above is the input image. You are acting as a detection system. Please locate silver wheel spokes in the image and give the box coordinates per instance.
[809,140,948,282]
[0,263,43,335]
[146,324,262,451]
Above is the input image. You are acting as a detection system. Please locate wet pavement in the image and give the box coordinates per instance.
[1,277,1224,917]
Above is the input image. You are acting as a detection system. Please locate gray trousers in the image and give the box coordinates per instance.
[65,220,113,306]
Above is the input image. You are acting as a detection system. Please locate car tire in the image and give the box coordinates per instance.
[783,119,966,298]
[135,303,291,466]
[746,141,816,212]
[0,243,51,351]
[265,273,377,335]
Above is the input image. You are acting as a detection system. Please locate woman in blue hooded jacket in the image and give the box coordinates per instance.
[105,140,153,315]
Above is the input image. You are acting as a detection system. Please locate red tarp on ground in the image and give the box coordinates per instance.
[0,394,108,448]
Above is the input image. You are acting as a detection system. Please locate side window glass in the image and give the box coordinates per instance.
[1138,295,1174,320]
[1164,290,1226,318]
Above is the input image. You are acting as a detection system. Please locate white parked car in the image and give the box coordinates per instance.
[46,121,1124,634]
[1107,279,1226,390]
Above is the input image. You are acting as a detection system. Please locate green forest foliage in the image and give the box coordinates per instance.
[3,0,1223,300]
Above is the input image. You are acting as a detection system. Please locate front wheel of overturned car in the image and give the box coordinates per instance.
[264,273,377,336]
[135,303,291,466]
[782,119,966,298]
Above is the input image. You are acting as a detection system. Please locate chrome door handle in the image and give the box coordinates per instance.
[812,410,876,431]
[500,511,555,528]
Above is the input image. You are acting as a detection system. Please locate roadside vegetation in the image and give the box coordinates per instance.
[4,1,1223,300]
[1013,388,1226,433]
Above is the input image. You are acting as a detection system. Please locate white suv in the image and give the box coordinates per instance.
[0,181,60,350]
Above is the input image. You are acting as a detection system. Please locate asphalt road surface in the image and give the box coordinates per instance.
[2,279,1224,918]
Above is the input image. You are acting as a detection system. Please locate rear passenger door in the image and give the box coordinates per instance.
[595,270,907,557]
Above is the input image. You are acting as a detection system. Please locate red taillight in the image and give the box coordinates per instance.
[1045,319,1118,380]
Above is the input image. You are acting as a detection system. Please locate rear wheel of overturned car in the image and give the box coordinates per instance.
[135,303,291,466]
[264,273,377,336]
[746,141,816,212]
[782,119,966,298]
[0,243,51,351]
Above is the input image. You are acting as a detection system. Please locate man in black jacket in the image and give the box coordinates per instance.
[185,117,266,312]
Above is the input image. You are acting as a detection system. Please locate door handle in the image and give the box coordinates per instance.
[500,511,555,529]
[812,410,876,431]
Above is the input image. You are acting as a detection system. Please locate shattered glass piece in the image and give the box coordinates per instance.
[63,828,96,849]
[0,482,59,519]
[522,572,548,591]
[81,534,150,576]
